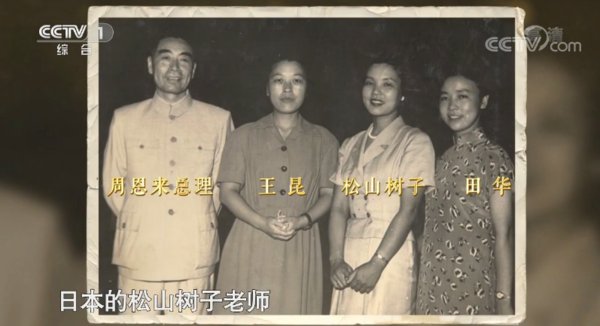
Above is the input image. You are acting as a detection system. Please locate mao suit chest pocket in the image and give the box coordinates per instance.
[125,137,161,172]
[183,138,215,175]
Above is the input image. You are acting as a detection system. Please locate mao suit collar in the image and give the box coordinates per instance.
[150,91,193,119]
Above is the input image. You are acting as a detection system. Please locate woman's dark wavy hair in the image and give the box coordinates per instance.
[436,58,502,142]
[362,50,414,111]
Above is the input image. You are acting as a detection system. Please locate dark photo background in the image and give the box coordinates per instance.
[98,17,515,314]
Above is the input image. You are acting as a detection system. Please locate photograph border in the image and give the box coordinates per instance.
[86,6,526,324]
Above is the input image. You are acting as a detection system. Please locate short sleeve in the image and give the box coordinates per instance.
[330,137,352,186]
[216,127,247,187]
[319,133,340,189]
[210,112,234,210]
[398,130,436,188]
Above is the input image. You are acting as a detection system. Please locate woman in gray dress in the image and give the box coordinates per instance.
[215,59,339,314]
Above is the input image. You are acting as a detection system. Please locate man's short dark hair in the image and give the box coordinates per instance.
[149,36,195,62]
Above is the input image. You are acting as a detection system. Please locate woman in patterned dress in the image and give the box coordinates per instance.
[416,73,514,315]
[329,62,435,314]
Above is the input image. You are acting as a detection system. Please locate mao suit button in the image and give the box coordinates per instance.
[169,115,176,120]
[281,146,287,151]
[170,136,177,143]
[168,209,175,215]
[139,144,144,149]
[169,160,176,167]
[280,189,287,196]
[281,166,288,172]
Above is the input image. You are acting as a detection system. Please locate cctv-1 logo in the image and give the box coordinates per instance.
[39,25,87,40]
[38,23,113,42]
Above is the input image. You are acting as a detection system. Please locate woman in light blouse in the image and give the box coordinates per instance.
[329,61,435,314]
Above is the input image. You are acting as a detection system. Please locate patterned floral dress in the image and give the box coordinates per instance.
[416,128,514,315]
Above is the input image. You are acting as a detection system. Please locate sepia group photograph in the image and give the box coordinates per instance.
[87,6,526,324]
